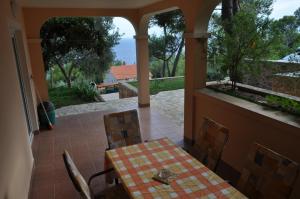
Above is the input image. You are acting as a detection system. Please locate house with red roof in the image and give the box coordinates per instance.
[104,64,152,83]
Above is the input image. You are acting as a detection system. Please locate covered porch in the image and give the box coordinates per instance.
[30,103,184,199]
[1,0,300,198]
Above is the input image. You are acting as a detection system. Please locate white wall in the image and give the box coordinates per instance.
[0,0,34,198]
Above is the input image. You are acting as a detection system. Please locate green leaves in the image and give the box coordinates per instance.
[209,0,276,88]
[149,9,185,77]
[270,15,300,59]
[41,17,120,85]
[265,95,300,115]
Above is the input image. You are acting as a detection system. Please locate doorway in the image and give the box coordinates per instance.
[11,31,35,142]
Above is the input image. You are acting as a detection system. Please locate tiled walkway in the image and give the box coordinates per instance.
[30,104,183,199]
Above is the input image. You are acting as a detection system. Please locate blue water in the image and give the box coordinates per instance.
[113,38,136,64]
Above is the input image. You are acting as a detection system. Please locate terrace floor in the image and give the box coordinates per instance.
[30,100,184,199]
[55,89,185,128]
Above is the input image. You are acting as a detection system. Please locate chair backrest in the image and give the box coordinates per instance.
[62,150,91,199]
[104,109,142,149]
[193,117,229,171]
[237,143,299,199]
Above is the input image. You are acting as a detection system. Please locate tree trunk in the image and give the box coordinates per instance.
[66,78,72,88]
[162,25,168,77]
[56,62,72,88]
[68,63,75,83]
[233,0,240,15]
[222,0,233,22]
[166,60,171,77]
[171,37,184,76]
[162,60,166,77]
[222,0,234,34]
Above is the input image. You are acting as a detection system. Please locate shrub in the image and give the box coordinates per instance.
[74,80,98,101]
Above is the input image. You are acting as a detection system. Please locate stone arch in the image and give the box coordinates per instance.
[137,6,183,36]
[39,15,138,38]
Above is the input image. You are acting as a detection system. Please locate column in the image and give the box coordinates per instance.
[184,32,209,143]
[135,35,150,107]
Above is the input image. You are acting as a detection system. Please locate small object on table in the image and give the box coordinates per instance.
[152,168,178,185]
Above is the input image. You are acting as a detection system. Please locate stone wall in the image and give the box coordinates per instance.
[119,82,138,99]
[242,60,300,90]
[272,75,300,97]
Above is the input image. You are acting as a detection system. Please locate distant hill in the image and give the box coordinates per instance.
[113,38,136,64]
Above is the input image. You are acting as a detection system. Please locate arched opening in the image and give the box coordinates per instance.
[39,16,137,110]
[133,8,187,132]
[111,17,136,65]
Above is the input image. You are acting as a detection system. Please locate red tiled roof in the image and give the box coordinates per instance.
[110,64,137,80]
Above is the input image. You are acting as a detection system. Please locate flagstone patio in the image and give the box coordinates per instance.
[56,89,184,128]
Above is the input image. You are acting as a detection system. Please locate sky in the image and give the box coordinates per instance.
[113,0,300,39]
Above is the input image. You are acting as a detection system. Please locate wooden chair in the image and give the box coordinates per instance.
[62,150,128,199]
[190,117,229,171]
[237,143,299,199]
[103,109,142,150]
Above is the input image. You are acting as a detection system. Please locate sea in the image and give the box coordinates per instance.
[112,38,136,64]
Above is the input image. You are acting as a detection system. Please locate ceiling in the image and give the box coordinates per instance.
[21,0,164,8]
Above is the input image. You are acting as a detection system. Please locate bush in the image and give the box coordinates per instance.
[73,80,98,101]
[49,87,87,108]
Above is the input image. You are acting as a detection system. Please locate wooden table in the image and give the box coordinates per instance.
[105,138,246,199]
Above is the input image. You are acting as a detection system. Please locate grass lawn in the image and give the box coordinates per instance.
[129,77,184,95]
[49,86,95,108]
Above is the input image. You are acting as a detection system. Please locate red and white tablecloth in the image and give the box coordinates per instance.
[105,138,246,199]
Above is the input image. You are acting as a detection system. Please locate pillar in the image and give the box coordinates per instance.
[184,32,209,143]
[135,34,150,107]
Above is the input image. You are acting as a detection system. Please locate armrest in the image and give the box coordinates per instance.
[88,168,114,185]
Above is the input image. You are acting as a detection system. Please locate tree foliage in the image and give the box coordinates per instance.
[210,0,275,89]
[269,9,300,59]
[40,17,120,87]
[149,10,185,77]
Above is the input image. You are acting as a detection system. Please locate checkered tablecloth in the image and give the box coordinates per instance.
[105,138,246,199]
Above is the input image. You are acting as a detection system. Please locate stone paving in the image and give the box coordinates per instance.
[100,92,119,101]
[56,89,184,127]
[151,89,184,127]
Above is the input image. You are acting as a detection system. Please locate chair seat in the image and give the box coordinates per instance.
[96,184,129,199]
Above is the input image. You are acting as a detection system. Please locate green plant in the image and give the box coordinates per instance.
[265,95,300,115]
[49,86,92,108]
[41,17,120,87]
[74,80,98,101]
[209,0,275,89]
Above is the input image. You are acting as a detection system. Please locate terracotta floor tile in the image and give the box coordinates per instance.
[30,107,183,198]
